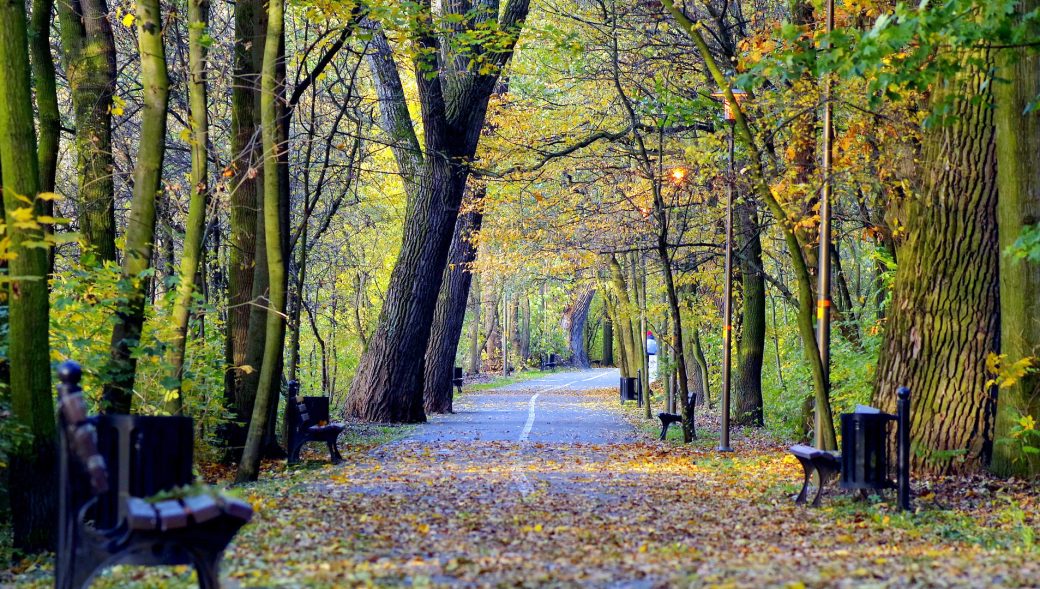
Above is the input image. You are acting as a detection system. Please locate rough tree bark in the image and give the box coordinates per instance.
[563,286,595,368]
[224,0,264,415]
[874,52,999,473]
[733,199,765,427]
[1,0,55,550]
[102,0,169,413]
[236,0,287,482]
[345,2,531,422]
[54,0,117,262]
[992,2,1040,477]
[424,186,485,414]
[165,0,211,413]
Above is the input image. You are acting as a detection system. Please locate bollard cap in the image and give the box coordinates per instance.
[897,386,910,400]
[57,360,82,385]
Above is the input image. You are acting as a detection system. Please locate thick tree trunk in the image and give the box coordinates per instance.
[225,0,263,413]
[102,0,168,413]
[236,0,287,482]
[1,0,55,551]
[874,53,999,473]
[54,0,117,262]
[345,3,529,423]
[563,286,595,368]
[992,4,1040,477]
[346,161,466,422]
[165,0,211,413]
[424,194,484,414]
[733,200,764,427]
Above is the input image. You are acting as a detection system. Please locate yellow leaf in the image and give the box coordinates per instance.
[122,13,135,26]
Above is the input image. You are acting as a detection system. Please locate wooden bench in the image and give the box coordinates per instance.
[657,412,682,440]
[788,444,841,507]
[56,361,253,589]
[286,380,345,465]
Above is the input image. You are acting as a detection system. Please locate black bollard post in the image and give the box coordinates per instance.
[897,386,911,511]
[637,369,643,408]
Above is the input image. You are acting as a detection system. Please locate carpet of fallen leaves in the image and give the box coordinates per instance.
[5,387,1040,588]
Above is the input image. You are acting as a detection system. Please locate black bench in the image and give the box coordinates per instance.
[452,366,464,396]
[286,380,345,465]
[657,412,682,440]
[788,387,912,510]
[789,444,841,506]
[56,361,253,589]
[541,353,559,371]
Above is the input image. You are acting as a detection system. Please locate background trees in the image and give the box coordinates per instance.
[3,0,1040,553]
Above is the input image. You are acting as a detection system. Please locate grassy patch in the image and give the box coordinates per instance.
[464,369,561,392]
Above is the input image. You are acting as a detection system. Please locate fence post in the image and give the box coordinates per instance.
[897,386,911,511]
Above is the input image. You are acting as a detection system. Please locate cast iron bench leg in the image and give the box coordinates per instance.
[190,549,221,589]
[288,438,305,465]
[327,439,343,464]
[794,456,814,506]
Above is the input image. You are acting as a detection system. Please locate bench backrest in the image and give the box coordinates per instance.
[93,415,195,529]
[287,395,331,429]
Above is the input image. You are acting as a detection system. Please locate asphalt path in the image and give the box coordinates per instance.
[406,368,632,444]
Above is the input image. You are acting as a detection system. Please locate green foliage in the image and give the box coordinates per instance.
[1006,223,1040,262]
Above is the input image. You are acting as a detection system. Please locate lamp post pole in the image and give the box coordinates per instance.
[815,0,835,448]
[719,115,735,453]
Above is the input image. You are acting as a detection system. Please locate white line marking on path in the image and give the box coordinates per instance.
[520,393,540,442]
[581,373,606,382]
[513,381,576,497]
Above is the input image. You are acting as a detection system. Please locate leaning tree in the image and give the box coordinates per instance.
[344,0,532,422]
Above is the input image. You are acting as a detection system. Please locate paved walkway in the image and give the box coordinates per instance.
[407,368,631,444]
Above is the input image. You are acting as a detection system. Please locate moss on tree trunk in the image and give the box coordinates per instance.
[874,53,999,473]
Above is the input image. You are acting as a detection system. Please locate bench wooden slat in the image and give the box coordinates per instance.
[220,497,254,523]
[126,498,159,531]
[154,500,189,530]
[182,494,221,524]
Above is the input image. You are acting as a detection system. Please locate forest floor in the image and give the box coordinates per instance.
[5,368,1040,588]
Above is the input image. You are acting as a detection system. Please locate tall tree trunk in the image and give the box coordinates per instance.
[287,217,308,382]
[468,274,482,373]
[659,0,837,450]
[424,190,484,414]
[30,0,58,193]
[236,0,286,482]
[874,52,999,473]
[1,0,55,550]
[601,307,614,366]
[607,255,639,378]
[992,2,1040,477]
[563,286,595,368]
[102,0,168,413]
[54,0,117,262]
[165,0,211,413]
[225,0,263,415]
[344,3,530,423]
[733,199,764,426]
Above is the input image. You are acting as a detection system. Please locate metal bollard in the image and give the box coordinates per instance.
[897,386,911,511]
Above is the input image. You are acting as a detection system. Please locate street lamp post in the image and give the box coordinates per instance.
[712,88,745,453]
[816,0,835,447]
